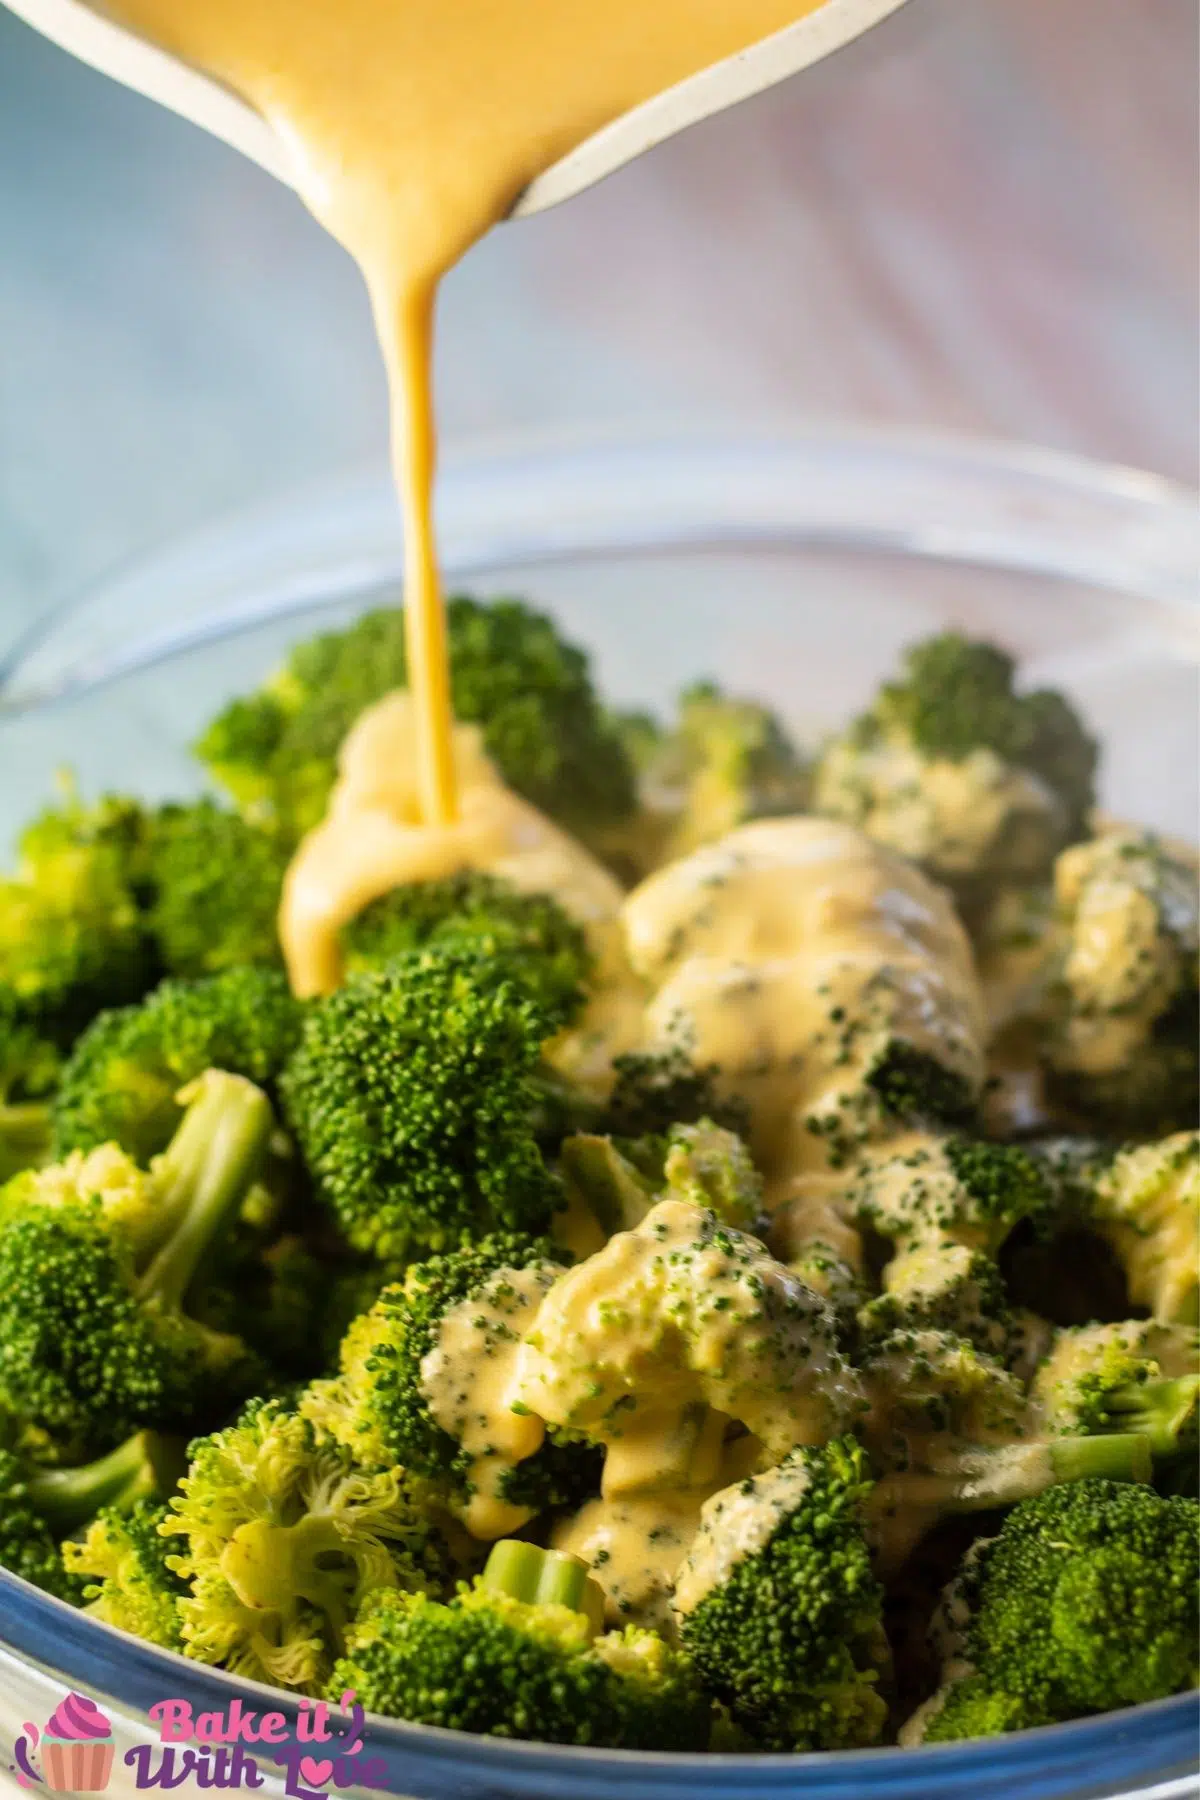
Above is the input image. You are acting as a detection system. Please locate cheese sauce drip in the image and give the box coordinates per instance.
[280,690,625,996]
[104,0,825,825]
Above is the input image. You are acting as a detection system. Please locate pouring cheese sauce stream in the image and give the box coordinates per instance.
[105,0,825,829]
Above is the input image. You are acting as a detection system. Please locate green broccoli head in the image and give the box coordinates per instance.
[560,1118,765,1243]
[194,597,636,845]
[52,967,304,1160]
[144,800,289,980]
[813,633,1097,893]
[1046,830,1199,1134]
[0,789,156,1050]
[0,1431,179,1602]
[327,1540,710,1750]
[600,1049,750,1141]
[1033,1320,1199,1458]
[920,1479,1199,1737]
[280,947,563,1261]
[0,1072,274,1450]
[342,871,592,1029]
[858,1328,1030,1475]
[162,1396,450,1691]
[302,1234,600,1539]
[62,1500,186,1648]
[672,1438,888,1751]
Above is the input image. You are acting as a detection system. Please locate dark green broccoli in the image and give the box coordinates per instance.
[342,871,591,1028]
[672,1438,889,1751]
[1044,830,1198,1134]
[0,789,156,1053]
[600,1049,750,1141]
[0,1071,274,1451]
[1032,1321,1199,1457]
[0,992,55,1181]
[52,967,303,1160]
[327,1538,710,1749]
[144,800,289,979]
[302,1234,599,1538]
[62,1500,187,1647]
[813,633,1097,896]
[280,947,562,1260]
[162,1396,450,1690]
[194,598,636,846]
[193,1233,331,1382]
[0,1430,179,1601]
[909,1480,1199,1739]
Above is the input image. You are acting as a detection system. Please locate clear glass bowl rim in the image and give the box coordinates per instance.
[0,423,1197,1800]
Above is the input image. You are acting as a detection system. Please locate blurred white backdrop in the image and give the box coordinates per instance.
[0,0,1196,648]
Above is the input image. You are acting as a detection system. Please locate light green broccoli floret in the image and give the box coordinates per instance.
[560,1117,765,1241]
[908,1480,1199,1740]
[161,1396,449,1691]
[1092,1133,1199,1324]
[327,1539,710,1749]
[813,633,1096,899]
[1033,1320,1199,1457]
[63,1499,187,1648]
[144,800,289,979]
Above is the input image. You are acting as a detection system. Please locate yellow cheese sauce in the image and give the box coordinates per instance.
[104,0,826,828]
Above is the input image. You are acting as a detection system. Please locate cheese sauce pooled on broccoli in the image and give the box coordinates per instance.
[281,692,626,997]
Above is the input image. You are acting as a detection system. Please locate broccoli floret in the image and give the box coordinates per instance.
[0,789,156,1051]
[280,947,562,1260]
[1033,1321,1199,1457]
[0,995,55,1181]
[62,1500,186,1648]
[0,1430,178,1601]
[509,1199,864,1497]
[195,1233,331,1383]
[1091,1133,1199,1324]
[1044,830,1198,1133]
[560,1118,765,1242]
[813,633,1097,897]
[327,1539,709,1749]
[600,1049,751,1141]
[144,800,289,979]
[342,871,592,1028]
[302,1235,599,1539]
[851,1136,1053,1351]
[607,681,809,875]
[194,598,636,846]
[672,1438,888,1750]
[162,1396,448,1691]
[0,1071,274,1450]
[52,967,303,1160]
[910,1480,1199,1738]
[859,1329,1031,1475]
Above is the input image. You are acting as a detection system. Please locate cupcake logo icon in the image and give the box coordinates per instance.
[12,1694,115,1792]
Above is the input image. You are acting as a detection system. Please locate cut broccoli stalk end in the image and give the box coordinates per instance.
[26,1431,183,1531]
[1093,1378,1200,1459]
[137,1070,274,1309]
[482,1541,605,1635]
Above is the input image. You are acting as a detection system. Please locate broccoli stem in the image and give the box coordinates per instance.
[26,1431,182,1531]
[0,1101,52,1181]
[137,1071,273,1309]
[1099,1378,1200,1458]
[482,1541,604,1635]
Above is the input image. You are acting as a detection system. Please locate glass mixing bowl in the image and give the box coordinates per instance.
[0,427,1197,1800]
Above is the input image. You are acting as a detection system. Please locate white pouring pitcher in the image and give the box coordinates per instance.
[1,0,911,216]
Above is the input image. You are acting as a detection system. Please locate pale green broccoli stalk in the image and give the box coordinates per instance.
[0,1071,275,1451]
[144,800,289,979]
[341,870,592,1028]
[62,1500,187,1648]
[509,1198,864,1497]
[193,598,636,848]
[301,1235,600,1540]
[52,966,304,1161]
[672,1438,889,1751]
[162,1397,450,1691]
[560,1118,765,1241]
[905,1480,1199,1740]
[1090,1133,1199,1324]
[327,1539,710,1750]
[1032,1321,1199,1458]
[0,1431,179,1601]
[812,633,1096,901]
[1045,830,1198,1134]
[280,947,564,1261]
